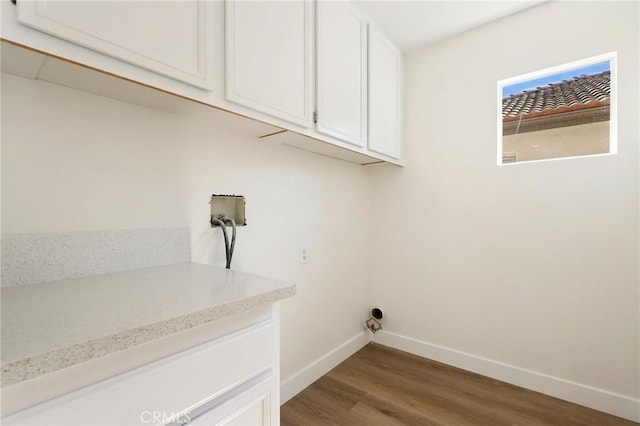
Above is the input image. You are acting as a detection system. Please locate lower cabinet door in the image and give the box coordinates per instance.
[188,379,275,426]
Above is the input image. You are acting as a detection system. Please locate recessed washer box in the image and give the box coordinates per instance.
[210,194,247,226]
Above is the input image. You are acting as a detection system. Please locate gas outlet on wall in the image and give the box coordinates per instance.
[300,249,309,265]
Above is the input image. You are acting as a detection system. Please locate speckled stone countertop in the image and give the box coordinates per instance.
[1,262,295,387]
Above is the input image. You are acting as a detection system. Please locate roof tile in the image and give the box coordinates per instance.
[502,71,610,121]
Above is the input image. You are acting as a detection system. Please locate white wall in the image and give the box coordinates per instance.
[370,0,639,399]
[1,74,373,381]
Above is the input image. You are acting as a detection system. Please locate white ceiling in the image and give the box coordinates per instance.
[355,0,546,52]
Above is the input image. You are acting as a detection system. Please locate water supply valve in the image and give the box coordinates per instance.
[209,194,246,269]
[365,307,383,333]
[210,194,247,227]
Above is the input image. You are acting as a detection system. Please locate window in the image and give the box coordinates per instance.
[497,52,616,165]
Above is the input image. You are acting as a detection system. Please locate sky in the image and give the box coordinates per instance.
[502,61,610,98]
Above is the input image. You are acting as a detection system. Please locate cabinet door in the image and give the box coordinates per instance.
[368,25,403,159]
[15,1,214,90]
[226,1,313,127]
[316,1,368,147]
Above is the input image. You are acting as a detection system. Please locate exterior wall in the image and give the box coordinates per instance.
[503,121,610,162]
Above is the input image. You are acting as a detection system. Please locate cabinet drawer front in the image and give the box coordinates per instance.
[16,0,213,90]
[187,379,274,425]
[4,321,275,426]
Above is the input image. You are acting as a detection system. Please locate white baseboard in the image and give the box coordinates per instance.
[280,331,371,404]
[374,330,640,423]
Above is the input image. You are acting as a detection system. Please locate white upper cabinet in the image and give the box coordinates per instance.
[4,0,404,165]
[226,1,314,127]
[368,25,403,159]
[316,1,368,147]
[15,0,214,90]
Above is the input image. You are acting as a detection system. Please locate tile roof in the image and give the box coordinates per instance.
[502,71,610,122]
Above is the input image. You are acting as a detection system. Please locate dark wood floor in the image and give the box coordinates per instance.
[281,343,637,426]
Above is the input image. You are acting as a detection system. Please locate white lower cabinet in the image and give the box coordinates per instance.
[3,320,278,426]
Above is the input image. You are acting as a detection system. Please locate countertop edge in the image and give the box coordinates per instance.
[1,284,296,387]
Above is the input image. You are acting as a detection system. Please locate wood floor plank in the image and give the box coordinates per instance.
[329,356,536,425]
[351,344,636,426]
[350,394,446,426]
[281,343,637,426]
[341,344,606,425]
[280,375,365,425]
